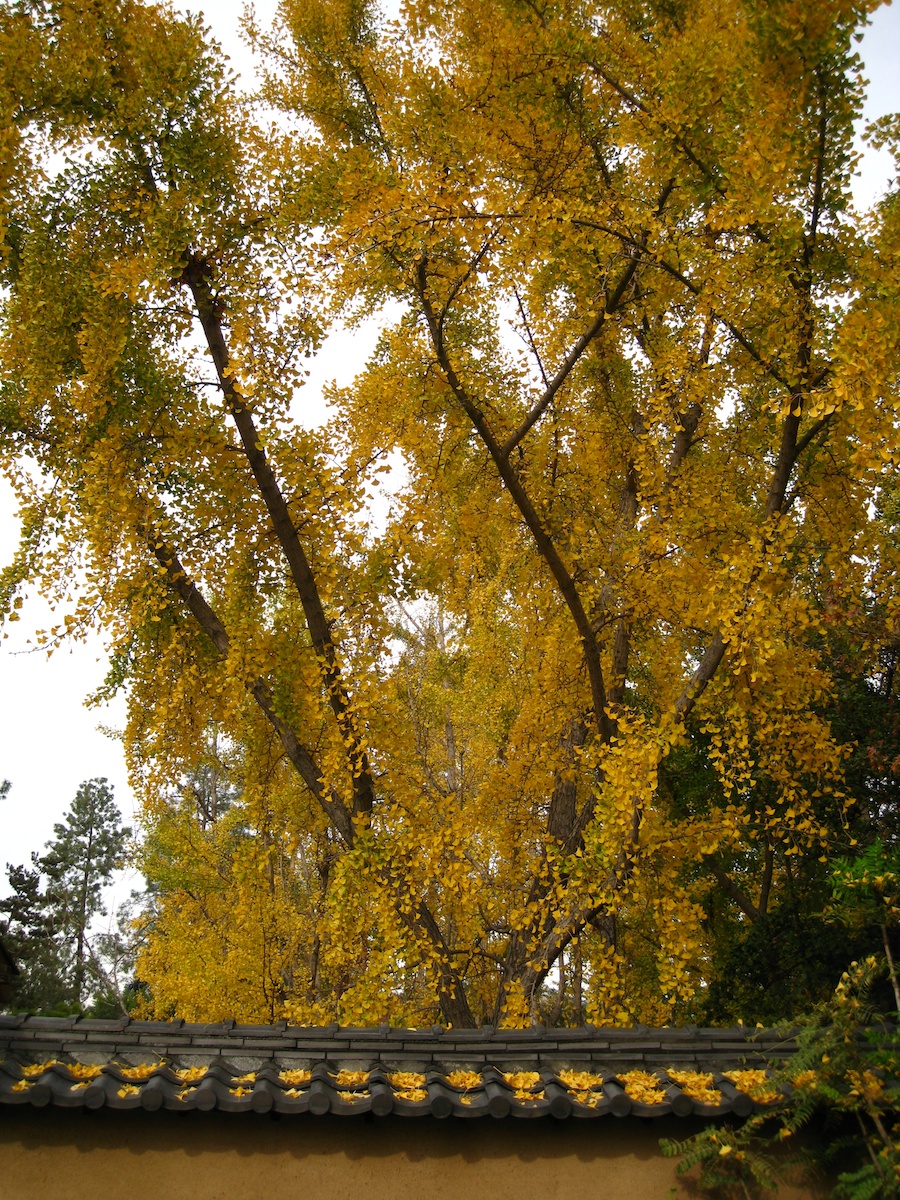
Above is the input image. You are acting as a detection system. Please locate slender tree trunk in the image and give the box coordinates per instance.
[881,923,900,1013]
[573,942,583,1025]
[73,821,94,1005]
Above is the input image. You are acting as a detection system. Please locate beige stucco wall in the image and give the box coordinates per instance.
[0,1109,826,1200]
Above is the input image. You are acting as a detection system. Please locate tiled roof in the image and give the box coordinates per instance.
[0,1016,796,1119]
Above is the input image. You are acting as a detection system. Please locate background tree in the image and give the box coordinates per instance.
[1,778,133,1013]
[0,855,71,1013]
[0,0,897,1026]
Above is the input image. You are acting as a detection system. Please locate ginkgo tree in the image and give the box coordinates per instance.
[0,0,898,1027]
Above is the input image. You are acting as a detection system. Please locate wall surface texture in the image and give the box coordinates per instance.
[1,1110,827,1200]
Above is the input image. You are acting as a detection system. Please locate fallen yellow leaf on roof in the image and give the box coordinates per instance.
[503,1071,541,1090]
[66,1063,104,1080]
[333,1069,369,1087]
[619,1071,666,1105]
[278,1069,311,1086]
[667,1070,721,1105]
[174,1066,207,1083]
[559,1069,603,1091]
[446,1070,482,1090]
[118,1062,163,1080]
[387,1071,426,1090]
[22,1061,57,1077]
[723,1069,780,1104]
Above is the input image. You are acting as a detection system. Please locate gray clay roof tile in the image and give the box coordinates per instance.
[0,1018,802,1120]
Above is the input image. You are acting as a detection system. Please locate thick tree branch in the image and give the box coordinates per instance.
[793,411,834,461]
[709,859,762,922]
[674,630,727,724]
[406,899,475,1027]
[143,528,357,846]
[415,259,614,745]
[547,718,588,844]
[180,253,375,819]
[515,892,612,1007]
[147,528,475,1024]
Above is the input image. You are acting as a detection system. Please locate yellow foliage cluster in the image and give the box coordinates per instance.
[845,1070,885,1105]
[791,1069,819,1092]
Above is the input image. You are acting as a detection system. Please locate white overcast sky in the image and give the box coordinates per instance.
[1,0,899,886]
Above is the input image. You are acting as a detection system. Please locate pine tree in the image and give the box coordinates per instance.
[0,856,71,1013]
[1,779,131,1012]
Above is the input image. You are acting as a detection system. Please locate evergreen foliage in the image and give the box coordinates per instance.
[0,779,135,1014]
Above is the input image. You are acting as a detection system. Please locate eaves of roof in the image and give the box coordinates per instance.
[0,1016,804,1120]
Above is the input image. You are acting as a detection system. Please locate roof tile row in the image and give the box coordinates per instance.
[0,1016,800,1121]
[0,1055,775,1120]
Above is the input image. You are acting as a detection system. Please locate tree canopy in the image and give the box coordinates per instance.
[0,0,897,1027]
